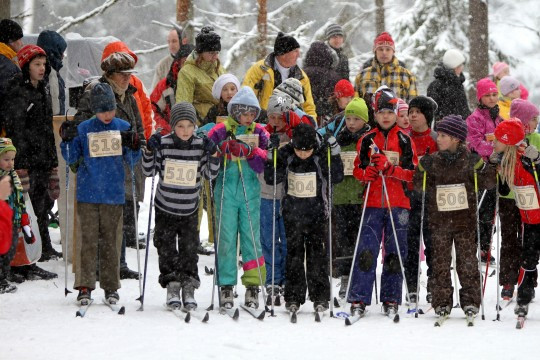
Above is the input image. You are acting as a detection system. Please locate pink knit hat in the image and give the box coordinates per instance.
[397,98,409,113]
[510,99,540,126]
[492,62,509,78]
[476,78,498,101]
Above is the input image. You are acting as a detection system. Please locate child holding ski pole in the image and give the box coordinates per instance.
[142,102,220,310]
[414,115,496,323]
[60,83,141,306]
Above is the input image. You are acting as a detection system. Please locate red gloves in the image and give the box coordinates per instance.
[219,139,252,158]
[371,153,393,174]
[363,166,379,182]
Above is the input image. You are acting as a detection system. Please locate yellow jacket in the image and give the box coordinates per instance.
[498,98,512,120]
[242,54,317,118]
[176,51,225,121]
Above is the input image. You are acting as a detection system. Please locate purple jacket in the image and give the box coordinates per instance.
[466,108,502,161]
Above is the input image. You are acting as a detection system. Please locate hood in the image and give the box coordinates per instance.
[227,86,261,118]
[303,41,334,69]
[37,30,66,71]
[433,62,465,84]
[101,41,138,65]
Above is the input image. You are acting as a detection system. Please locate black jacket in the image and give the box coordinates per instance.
[329,45,349,81]
[427,63,471,122]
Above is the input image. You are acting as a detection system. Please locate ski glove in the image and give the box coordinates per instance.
[59,121,79,142]
[371,153,392,173]
[364,166,379,182]
[120,131,141,151]
[324,134,341,156]
[269,133,280,149]
[229,140,252,158]
[146,133,161,152]
[524,145,540,162]
[202,136,218,155]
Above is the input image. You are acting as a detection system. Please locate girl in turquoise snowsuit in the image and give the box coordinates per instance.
[208,86,269,309]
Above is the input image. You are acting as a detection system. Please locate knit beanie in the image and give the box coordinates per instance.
[345,98,369,123]
[397,99,409,113]
[274,32,300,56]
[170,102,198,128]
[0,138,16,156]
[195,26,221,53]
[228,86,261,121]
[211,73,240,100]
[499,76,520,96]
[267,93,295,115]
[436,115,468,142]
[373,32,395,52]
[274,78,304,105]
[442,49,466,69]
[292,123,317,150]
[334,79,354,98]
[0,19,23,44]
[408,96,438,127]
[510,99,540,126]
[325,24,344,40]
[17,45,47,69]
[373,85,398,113]
[476,78,498,101]
[494,119,525,146]
[90,83,117,114]
[492,62,509,78]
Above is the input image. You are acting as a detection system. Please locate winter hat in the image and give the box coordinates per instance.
[492,62,509,78]
[170,102,198,128]
[211,73,240,100]
[0,138,16,156]
[101,52,136,73]
[494,119,525,146]
[397,99,409,113]
[176,43,195,59]
[510,99,539,126]
[345,98,369,123]
[195,26,221,53]
[476,78,498,101]
[373,85,398,113]
[325,24,344,40]
[90,83,117,114]
[373,32,395,51]
[442,49,466,69]
[274,32,300,56]
[436,115,468,142]
[228,86,261,121]
[274,78,304,105]
[0,19,23,44]
[101,41,138,65]
[408,96,438,126]
[499,76,520,96]
[292,123,317,150]
[37,30,67,72]
[17,45,47,69]
[334,79,354,98]
[267,93,295,115]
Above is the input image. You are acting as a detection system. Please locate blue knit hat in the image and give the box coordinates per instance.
[228,86,261,121]
[90,83,117,114]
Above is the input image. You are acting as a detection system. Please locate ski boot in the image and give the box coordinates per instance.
[382,301,398,315]
[265,285,281,306]
[220,286,234,309]
[7,269,25,284]
[245,286,260,309]
[313,301,329,312]
[77,287,92,305]
[501,284,514,300]
[435,305,451,316]
[0,279,16,294]
[426,292,433,304]
[166,281,182,308]
[182,284,197,310]
[285,301,300,312]
[338,275,349,299]
[24,264,58,280]
[515,303,529,316]
[120,266,140,280]
[350,302,366,317]
[104,290,120,305]
[39,247,62,262]
[406,292,418,305]
[480,251,496,266]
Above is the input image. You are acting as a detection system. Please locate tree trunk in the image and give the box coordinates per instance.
[177,0,194,43]
[468,0,489,109]
[375,0,385,35]
[0,0,9,19]
[256,0,267,60]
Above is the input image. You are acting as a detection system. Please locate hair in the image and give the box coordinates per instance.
[195,52,221,75]
[498,145,518,189]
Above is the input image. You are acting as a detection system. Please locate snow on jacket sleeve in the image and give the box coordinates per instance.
[466,111,494,160]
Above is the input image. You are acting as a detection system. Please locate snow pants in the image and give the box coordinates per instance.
[430,225,481,311]
[478,188,496,253]
[260,198,287,286]
[499,197,522,286]
[517,223,540,306]
[28,170,54,252]
[334,204,362,277]
[348,207,409,305]
[214,162,265,286]
[153,208,200,288]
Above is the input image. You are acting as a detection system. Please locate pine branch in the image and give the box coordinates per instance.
[56,0,121,34]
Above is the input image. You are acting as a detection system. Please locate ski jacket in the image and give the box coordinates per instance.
[426,63,470,122]
[328,44,349,81]
[152,54,174,90]
[318,112,346,137]
[410,128,438,160]
[0,201,13,255]
[0,168,25,229]
[37,30,67,116]
[498,97,512,120]
[150,77,174,134]
[466,108,502,162]
[202,102,229,127]
[353,124,417,210]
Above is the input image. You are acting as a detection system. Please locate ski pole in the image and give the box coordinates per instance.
[478,189,487,210]
[270,144,277,317]
[474,170,486,320]
[495,175,501,321]
[414,170,427,317]
[137,151,157,311]
[236,157,268,311]
[131,156,143,305]
[531,162,540,196]
[64,142,72,297]
[452,244,460,308]
[327,146,335,317]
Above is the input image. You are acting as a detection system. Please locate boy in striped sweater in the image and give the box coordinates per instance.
[143,102,220,310]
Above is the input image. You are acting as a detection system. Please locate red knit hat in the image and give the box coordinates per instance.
[373,32,395,51]
[476,78,498,101]
[17,45,46,69]
[334,79,354,98]
[494,119,525,146]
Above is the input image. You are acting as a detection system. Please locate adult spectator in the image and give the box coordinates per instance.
[324,23,349,80]
[243,32,316,118]
[355,32,417,102]
[152,28,181,90]
[37,31,67,116]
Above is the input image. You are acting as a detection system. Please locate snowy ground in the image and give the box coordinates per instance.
[1,178,538,360]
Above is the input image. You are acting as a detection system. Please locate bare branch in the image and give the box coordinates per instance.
[127,0,159,8]
[132,44,168,55]
[12,8,32,20]
[194,5,257,19]
[56,0,121,34]
[151,20,174,28]
[203,17,255,37]
[268,0,304,18]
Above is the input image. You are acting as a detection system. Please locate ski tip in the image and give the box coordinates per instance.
[418,308,425,315]
[65,288,72,297]
[291,312,297,324]
[233,308,240,320]
[315,312,321,322]
[393,314,400,323]
[184,312,191,323]
[76,311,82,317]
[206,305,214,312]
[345,318,351,326]
[118,306,126,315]
[334,297,340,308]
[257,311,265,320]
[202,312,210,323]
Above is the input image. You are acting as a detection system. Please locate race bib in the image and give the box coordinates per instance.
[514,185,540,210]
[383,150,400,165]
[436,183,469,211]
[88,131,122,158]
[163,159,198,187]
[287,172,316,198]
[216,116,228,124]
[485,133,495,142]
[340,151,357,176]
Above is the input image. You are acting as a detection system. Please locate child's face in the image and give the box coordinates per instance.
[345,115,365,133]
[396,110,410,129]
[409,108,427,130]
[238,111,257,126]
[294,148,313,160]
[337,96,353,110]
[506,88,521,100]
[493,139,508,153]
[174,120,195,141]
[29,56,46,82]
[0,151,15,172]
[526,117,539,134]
[375,109,397,130]
[268,113,286,132]
[221,82,238,103]
[437,132,460,152]
[96,110,116,124]
[480,92,499,108]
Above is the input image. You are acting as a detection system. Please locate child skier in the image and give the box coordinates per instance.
[60,83,141,305]
[396,99,410,133]
[265,123,343,313]
[414,115,496,321]
[143,102,220,310]
[349,86,417,318]
[208,86,269,310]
[203,73,240,125]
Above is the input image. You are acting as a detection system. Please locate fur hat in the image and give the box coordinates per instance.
[345,98,369,123]
[0,138,16,156]
[170,102,198,128]
[436,115,468,142]
[442,49,466,69]
[196,26,221,53]
[274,32,300,56]
[373,32,395,51]
[0,19,23,44]
[101,52,136,73]
[334,79,354,98]
[267,93,295,115]
[292,123,317,150]
[90,83,117,114]
[211,73,240,100]
[17,45,47,69]
[325,23,344,40]
[494,119,525,146]
[408,96,438,127]
[476,78,498,101]
[274,78,304,105]
[228,86,261,121]
[499,76,520,96]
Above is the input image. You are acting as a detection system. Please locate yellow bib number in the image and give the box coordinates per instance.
[340,151,356,176]
[88,131,122,158]
[163,159,198,187]
[436,183,469,211]
[288,172,316,198]
[514,185,540,210]
[383,150,400,165]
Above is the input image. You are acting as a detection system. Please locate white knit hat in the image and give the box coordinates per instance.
[211,73,240,100]
[442,49,466,69]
